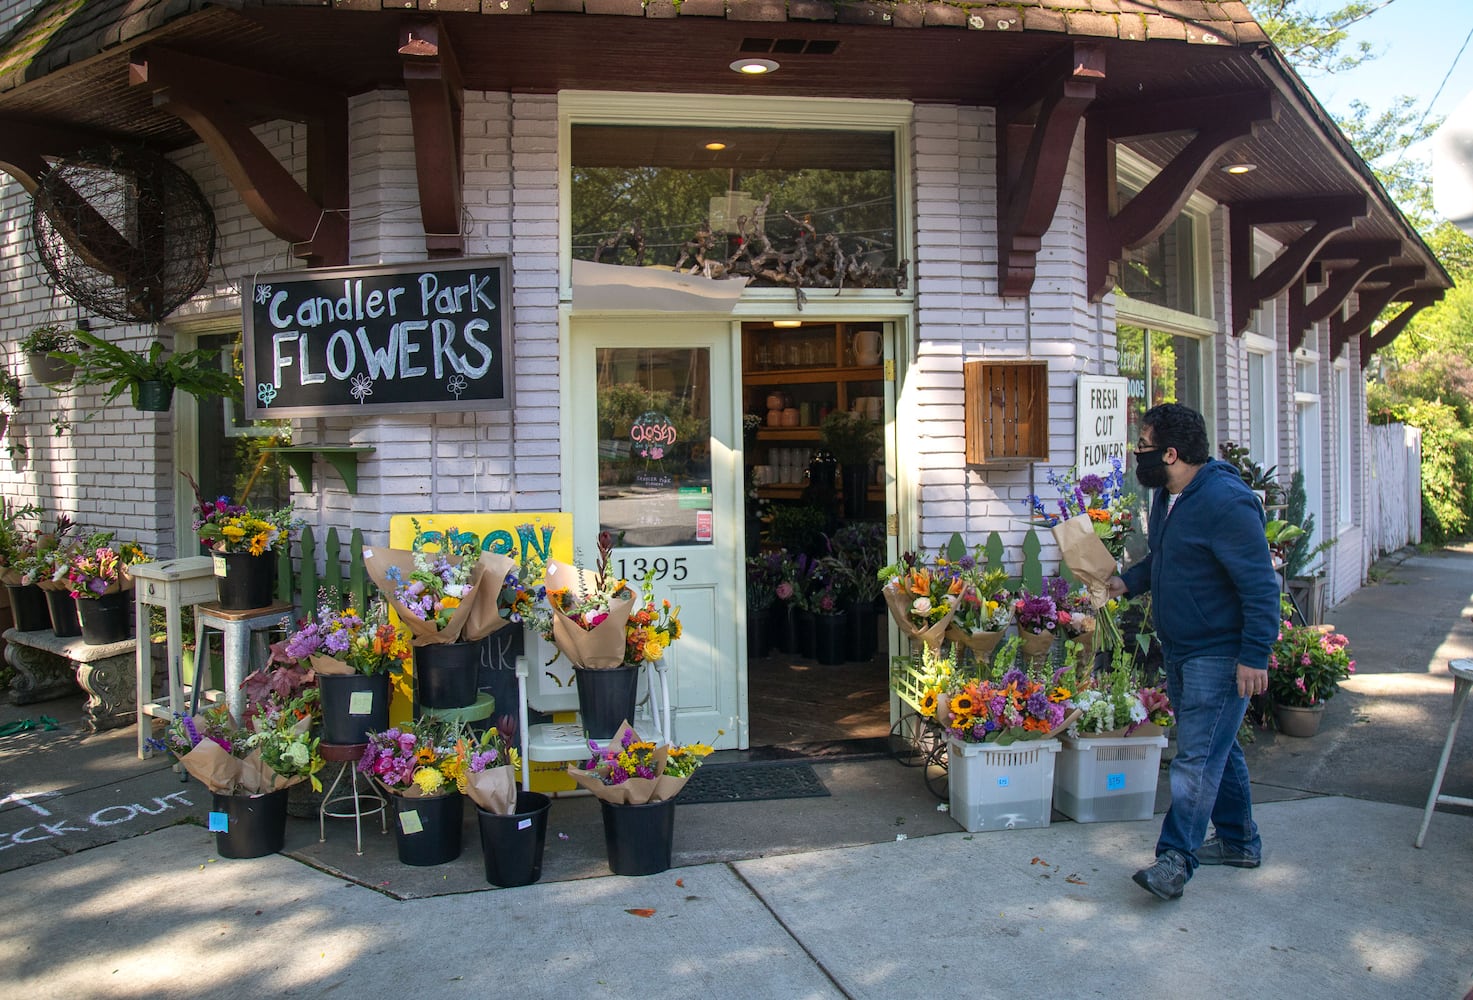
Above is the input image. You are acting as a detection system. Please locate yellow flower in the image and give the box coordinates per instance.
[413,767,446,795]
[442,595,461,609]
[248,532,270,556]
[221,525,246,542]
[920,689,938,717]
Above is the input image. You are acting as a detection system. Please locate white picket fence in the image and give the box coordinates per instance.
[1365,422,1422,558]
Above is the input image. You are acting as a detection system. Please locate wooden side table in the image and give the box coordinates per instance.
[192,601,296,720]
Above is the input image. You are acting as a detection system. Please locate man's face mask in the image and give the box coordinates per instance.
[1135,447,1169,489]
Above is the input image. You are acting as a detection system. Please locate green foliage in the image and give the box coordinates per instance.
[0,362,20,411]
[819,410,882,466]
[1248,1,1380,75]
[1219,440,1286,506]
[1283,470,1334,578]
[57,329,239,406]
[17,324,77,354]
[768,504,826,556]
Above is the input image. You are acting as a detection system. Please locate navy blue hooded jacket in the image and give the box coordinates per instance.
[1119,458,1281,670]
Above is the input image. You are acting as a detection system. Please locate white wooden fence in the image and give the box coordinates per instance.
[1365,422,1422,558]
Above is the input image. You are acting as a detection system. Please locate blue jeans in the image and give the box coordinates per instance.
[1156,655,1261,876]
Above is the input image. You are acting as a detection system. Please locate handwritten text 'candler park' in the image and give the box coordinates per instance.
[263,273,499,388]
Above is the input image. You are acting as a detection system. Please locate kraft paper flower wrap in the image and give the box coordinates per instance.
[154,709,320,795]
[545,558,638,669]
[565,722,709,805]
[1050,513,1117,614]
[363,543,517,647]
[461,726,522,816]
[879,554,970,650]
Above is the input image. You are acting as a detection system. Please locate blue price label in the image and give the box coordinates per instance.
[1106,772,1126,790]
[207,811,229,832]
[996,776,1010,787]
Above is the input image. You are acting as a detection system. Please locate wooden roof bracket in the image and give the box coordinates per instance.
[1229,194,1367,335]
[129,47,349,267]
[1085,91,1276,301]
[1286,239,1401,350]
[1361,290,1443,367]
[400,18,465,259]
[0,120,142,283]
[996,42,1104,298]
[1328,266,1423,356]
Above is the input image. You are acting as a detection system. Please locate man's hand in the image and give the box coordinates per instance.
[1106,575,1127,599]
[1237,664,1268,699]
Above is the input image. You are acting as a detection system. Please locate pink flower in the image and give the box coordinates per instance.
[1295,678,1306,691]
[776,582,793,600]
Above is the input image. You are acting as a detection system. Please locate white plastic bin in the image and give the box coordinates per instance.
[946,738,1060,832]
[1054,733,1167,823]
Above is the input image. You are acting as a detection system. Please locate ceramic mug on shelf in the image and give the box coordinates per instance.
[852,330,882,367]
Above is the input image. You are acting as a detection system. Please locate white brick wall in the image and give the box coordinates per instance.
[908,107,1113,570]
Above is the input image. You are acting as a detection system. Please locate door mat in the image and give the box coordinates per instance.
[678,761,829,805]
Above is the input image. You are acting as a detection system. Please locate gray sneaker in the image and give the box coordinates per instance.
[1197,836,1261,868]
[1132,850,1188,900]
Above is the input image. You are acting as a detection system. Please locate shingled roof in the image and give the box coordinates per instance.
[0,0,1269,93]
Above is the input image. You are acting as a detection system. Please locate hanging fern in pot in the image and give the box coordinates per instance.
[54,328,240,413]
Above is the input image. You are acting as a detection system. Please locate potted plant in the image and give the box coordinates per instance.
[358,716,468,866]
[195,500,298,610]
[745,552,781,659]
[1267,596,1355,737]
[823,521,889,661]
[283,594,409,745]
[66,532,150,645]
[149,704,322,859]
[18,324,78,386]
[53,328,239,412]
[1219,441,1287,510]
[820,411,882,518]
[0,362,21,457]
[1282,470,1334,624]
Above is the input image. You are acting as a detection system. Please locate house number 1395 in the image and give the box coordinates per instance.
[617,557,688,582]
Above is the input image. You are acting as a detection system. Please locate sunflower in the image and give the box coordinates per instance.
[950,691,975,717]
[919,689,938,717]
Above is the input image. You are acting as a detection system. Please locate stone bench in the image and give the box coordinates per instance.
[2,627,135,732]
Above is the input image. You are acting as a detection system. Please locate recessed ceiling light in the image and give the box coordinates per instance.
[773,320,802,328]
[704,142,727,151]
[1222,162,1257,174]
[730,58,779,75]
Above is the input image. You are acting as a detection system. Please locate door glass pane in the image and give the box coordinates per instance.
[195,333,290,510]
[596,347,712,547]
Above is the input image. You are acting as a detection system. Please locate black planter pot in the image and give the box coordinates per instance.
[391,792,465,866]
[130,379,173,412]
[795,608,817,659]
[214,552,274,611]
[415,640,480,710]
[318,672,391,746]
[813,610,850,665]
[477,790,552,887]
[770,603,797,654]
[477,627,525,725]
[5,584,50,632]
[840,463,872,519]
[746,606,772,659]
[78,590,130,645]
[44,589,81,638]
[573,664,640,742]
[847,600,879,662]
[211,788,289,859]
[600,797,676,876]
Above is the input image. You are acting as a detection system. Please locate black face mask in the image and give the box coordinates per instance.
[1135,448,1169,489]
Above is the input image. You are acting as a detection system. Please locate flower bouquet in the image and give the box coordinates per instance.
[1268,600,1355,708]
[364,520,517,647]
[359,716,469,865]
[1028,462,1136,651]
[0,499,42,587]
[945,553,1012,663]
[150,705,323,795]
[930,638,1078,745]
[459,724,523,816]
[1012,586,1062,662]
[6,513,75,588]
[878,550,967,649]
[65,532,150,599]
[1066,644,1174,739]
[284,593,410,744]
[196,503,297,556]
[544,530,637,668]
[565,721,714,805]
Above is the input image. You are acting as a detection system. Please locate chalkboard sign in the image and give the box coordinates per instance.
[242,257,512,418]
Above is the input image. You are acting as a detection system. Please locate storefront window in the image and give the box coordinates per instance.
[596,347,712,547]
[571,125,898,280]
[1117,182,1201,316]
[195,332,290,509]
[1117,323,1207,478]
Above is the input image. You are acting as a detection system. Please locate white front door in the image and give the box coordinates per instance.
[568,319,742,750]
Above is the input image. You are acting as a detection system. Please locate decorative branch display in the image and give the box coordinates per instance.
[595,194,909,307]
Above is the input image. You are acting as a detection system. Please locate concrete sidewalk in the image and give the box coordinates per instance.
[1,545,1472,998]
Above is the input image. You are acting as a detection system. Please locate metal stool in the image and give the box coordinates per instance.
[1415,658,1473,848]
[318,742,387,855]
[192,601,295,720]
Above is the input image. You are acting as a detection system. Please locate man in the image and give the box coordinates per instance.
[1106,403,1280,901]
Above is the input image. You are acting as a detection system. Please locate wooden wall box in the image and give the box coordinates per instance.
[964,359,1048,466]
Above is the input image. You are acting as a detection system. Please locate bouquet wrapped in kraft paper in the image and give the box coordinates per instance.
[156,710,320,795]
[460,726,521,816]
[364,541,517,647]
[565,722,703,805]
[879,557,970,650]
[1050,513,1124,650]
[545,552,637,669]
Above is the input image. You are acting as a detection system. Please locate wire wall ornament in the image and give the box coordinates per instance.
[30,145,217,324]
